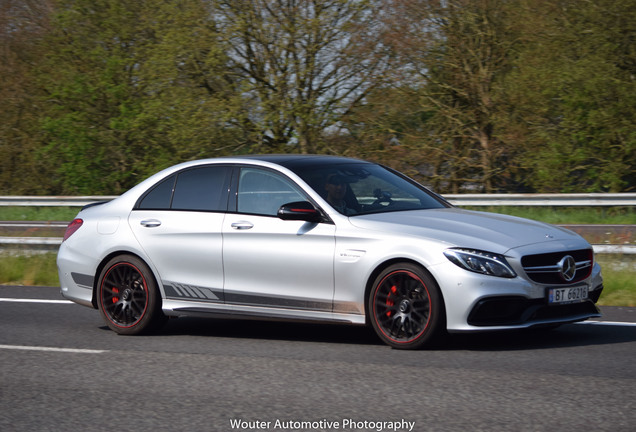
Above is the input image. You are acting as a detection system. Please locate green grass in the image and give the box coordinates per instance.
[462,206,635,225]
[0,252,60,287]
[1,252,634,307]
[596,255,636,307]
[0,206,80,222]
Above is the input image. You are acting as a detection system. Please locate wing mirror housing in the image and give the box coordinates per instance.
[277,201,323,223]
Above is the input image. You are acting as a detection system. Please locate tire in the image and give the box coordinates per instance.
[97,254,166,335]
[368,263,445,349]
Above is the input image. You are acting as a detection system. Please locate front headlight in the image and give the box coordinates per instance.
[444,248,516,278]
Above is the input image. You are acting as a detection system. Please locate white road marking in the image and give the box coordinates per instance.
[0,298,106,353]
[0,344,106,354]
[0,298,73,304]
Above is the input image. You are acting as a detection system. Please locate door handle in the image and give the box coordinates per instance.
[140,219,162,228]
[231,221,254,230]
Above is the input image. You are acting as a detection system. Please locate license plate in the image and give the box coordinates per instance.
[548,286,588,304]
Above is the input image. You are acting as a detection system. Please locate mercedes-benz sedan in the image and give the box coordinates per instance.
[57,155,603,349]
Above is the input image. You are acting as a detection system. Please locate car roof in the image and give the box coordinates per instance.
[218,154,372,170]
[111,154,375,209]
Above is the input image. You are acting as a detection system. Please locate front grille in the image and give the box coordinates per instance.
[521,249,593,285]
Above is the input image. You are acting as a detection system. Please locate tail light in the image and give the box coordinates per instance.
[63,218,83,241]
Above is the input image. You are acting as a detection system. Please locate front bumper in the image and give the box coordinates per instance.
[431,258,604,332]
[467,286,602,327]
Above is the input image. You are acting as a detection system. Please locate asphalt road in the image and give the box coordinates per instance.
[1,285,635,432]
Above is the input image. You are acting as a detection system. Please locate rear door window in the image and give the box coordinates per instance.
[136,165,231,212]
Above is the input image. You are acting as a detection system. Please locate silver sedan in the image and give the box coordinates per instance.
[57,155,603,349]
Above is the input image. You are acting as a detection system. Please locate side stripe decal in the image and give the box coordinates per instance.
[164,283,223,302]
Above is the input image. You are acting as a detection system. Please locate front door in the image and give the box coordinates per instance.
[222,167,336,313]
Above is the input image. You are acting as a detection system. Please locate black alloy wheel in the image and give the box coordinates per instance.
[369,263,444,349]
[98,254,165,335]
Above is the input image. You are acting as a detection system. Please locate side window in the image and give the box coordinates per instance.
[237,168,306,216]
[172,166,231,211]
[137,166,231,211]
[137,175,176,210]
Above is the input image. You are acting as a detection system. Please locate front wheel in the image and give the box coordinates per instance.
[369,263,445,349]
[97,255,165,335]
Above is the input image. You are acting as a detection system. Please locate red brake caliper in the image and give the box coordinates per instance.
[112,287,119,304]
[386,285,397,317]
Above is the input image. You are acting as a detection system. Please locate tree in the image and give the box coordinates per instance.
[346,0,636,193]
[343,0,521,193]
[0,0,55,194]
[129,0,249,167]
[214,0,393,154]
[507,0,636,192]
[425,0,520,192]
[2,0,633,194]
[38,0,244,194]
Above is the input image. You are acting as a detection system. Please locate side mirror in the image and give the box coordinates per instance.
[277,201,323,223]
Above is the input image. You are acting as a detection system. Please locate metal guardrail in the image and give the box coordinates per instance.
[1,194,634,254]
[0,237,61,246]
[1,193,636,207]
[444,193,636,207]
[0,196,118,207]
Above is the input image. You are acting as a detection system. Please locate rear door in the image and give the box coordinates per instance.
[129,165,231,303]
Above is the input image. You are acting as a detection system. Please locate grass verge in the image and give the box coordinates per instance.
[1,252,634,307]
[462,206,635,225]
[0,252,60,287]
[0,206,81,222]
[596,255,636,307]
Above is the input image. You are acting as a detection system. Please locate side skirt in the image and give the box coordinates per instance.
[162,299,366,325]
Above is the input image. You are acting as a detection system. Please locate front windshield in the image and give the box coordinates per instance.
[289,162,448,216]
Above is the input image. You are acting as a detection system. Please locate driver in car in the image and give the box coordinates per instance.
[325,173,356,215]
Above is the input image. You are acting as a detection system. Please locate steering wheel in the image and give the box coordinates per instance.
[372,189,393,206]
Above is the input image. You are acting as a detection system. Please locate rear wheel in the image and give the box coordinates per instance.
[369,263,444,349]
[97,255,165,335]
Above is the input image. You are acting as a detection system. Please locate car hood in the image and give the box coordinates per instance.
[348,208,587,254]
